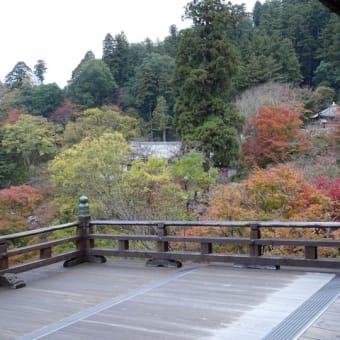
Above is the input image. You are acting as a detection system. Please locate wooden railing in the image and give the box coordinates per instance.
[0,221,80,276]
[89,220,340,269]
[0,196,339,287]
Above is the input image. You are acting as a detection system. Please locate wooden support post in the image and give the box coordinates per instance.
[64,196,106,267]
[40,247,52,259]
[0,242,26,288]
[119,240,129,251]
[157,223,169,253]
[0,242,8,270]
[201,242,212,254]
[305,246,317,260]
[249,224,262,257]
[146,223,182,268]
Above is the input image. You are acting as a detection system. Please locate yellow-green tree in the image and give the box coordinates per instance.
[50,137,215,221]
[2,114,61,169]
[63,106,140,147]
[49,132,130,221]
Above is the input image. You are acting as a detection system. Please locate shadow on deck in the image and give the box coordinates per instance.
[1,260,339,340]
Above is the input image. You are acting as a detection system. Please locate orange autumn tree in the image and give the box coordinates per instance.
[205,165,332,222]
[242,105,306,167]
[200,165,334,255]
[314,177,340,221]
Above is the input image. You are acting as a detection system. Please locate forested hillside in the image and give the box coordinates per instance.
[0,0,339,235]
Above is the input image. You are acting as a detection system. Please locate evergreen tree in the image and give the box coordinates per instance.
[112,32,130,87]
[70,50,95,81]
[102,32,131,89]
[134,53,175,123]
[173,0,244,167]
[67,59,116,108]
[102,33,116,78]
[161,25,181,58]
[5,62,33,89]
[278,0,330,86]
[152,96,172,141]
[34,60,47,84]
[313,14,340,94]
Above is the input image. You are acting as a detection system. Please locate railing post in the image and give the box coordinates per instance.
[146,223,182,268]
[64,196,106,267]
[201,242,212,254]
[249,223,262,257]
[40,247,52,259]
[0,242,8,270]
[157,223,169,252]
[78,195,91,258]
[0,241,25,288]
[305,246,317,260]
[119,240,129,251]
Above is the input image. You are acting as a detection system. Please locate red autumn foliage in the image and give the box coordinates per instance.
[49,100,75,127]
[242,105,308,167]
[2,111,22,126]
[0,185,43,234]
[314,176,340,221]
[0,185,43,215]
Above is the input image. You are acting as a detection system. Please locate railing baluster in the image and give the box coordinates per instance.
[40,247,52,259]
[119,240,129,251]
[305,246,317,259]
[0,242,8,270]
[201,242,212,254]
[157,223,169,252]
[249,223,262,257]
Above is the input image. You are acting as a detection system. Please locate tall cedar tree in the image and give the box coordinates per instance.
[33,60,47,84]
[174,0,244,167]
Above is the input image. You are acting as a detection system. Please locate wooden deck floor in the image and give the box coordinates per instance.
[0,260,339,339]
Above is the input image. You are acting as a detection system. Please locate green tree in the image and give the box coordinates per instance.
[50,135,215,221]
[161,25,180,58]
[70,50,95,81]
[102,33,115,77]
[0,136,28,188]
[102,32,131,87]
[171,150,217,191]
[67,59,116,108]
[50,132,131,220]
[5,62,33,89]
[34,60,47,84]
[313,14,340,93]
[152,96,172,141]
[239,29,302,88]
[1,115,61,169]
[278,0,330,86]
[14,83,64,117]
[120,157,190,220]
[174,0,244,166]
[134,53,175,122]
[193,114,244,167]
[62,106,140,146]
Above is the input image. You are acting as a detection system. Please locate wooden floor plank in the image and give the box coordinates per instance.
[0,260,339,340]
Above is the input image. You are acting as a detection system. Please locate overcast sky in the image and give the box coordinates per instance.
[1,0,258,88]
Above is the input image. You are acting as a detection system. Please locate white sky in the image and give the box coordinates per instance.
[0,0,258,88]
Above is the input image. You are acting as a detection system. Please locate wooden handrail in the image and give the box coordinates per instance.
[90,220,340,229]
